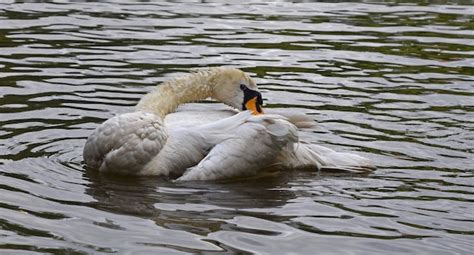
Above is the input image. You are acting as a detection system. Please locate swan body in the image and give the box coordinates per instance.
[83,67,375,180]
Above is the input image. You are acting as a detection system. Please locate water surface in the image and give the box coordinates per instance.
[1,1,473,254]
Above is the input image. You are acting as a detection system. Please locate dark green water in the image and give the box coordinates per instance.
[0,1,473,254]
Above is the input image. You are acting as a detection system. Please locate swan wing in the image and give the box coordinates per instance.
[142,111,255,177]
[83,112,167,174]
[177,114,298,181]
[139,128,210,177]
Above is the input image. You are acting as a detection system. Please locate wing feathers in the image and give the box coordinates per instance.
[178,115,298,181]
[83,112,167,175]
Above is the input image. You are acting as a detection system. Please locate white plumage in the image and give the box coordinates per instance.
[177,113,298,181]
[83,112,167,175]
[83,67,375,181]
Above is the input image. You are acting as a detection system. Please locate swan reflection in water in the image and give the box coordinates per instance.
[83,167,370,223]
[83,169,303,232]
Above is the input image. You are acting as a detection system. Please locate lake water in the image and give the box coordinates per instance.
[1,1,473,254]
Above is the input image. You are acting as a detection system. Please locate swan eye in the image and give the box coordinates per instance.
[240,84,247,91]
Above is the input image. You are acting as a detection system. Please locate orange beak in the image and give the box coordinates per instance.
[245,96,264,115]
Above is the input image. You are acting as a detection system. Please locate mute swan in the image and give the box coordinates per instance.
[84,67,282,177]
[83,67,374,180]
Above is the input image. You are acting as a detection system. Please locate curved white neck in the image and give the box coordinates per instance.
[136,70,215,118]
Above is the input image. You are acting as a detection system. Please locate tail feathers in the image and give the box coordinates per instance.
[285,114,316,129]
[306,144,376,172]
[264,109,316,129]
[276,143,376,173]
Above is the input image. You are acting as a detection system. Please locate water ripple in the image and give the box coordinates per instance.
[0,1,473,254]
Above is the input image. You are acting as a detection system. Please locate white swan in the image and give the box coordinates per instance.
[83,67,374,180]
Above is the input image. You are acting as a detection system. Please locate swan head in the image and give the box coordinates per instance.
[241,84,264,115]
[210,68,263,115]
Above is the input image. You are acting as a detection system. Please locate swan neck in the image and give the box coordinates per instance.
[136,70,214,118]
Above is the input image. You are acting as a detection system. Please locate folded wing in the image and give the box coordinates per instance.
[177,114,298,181]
